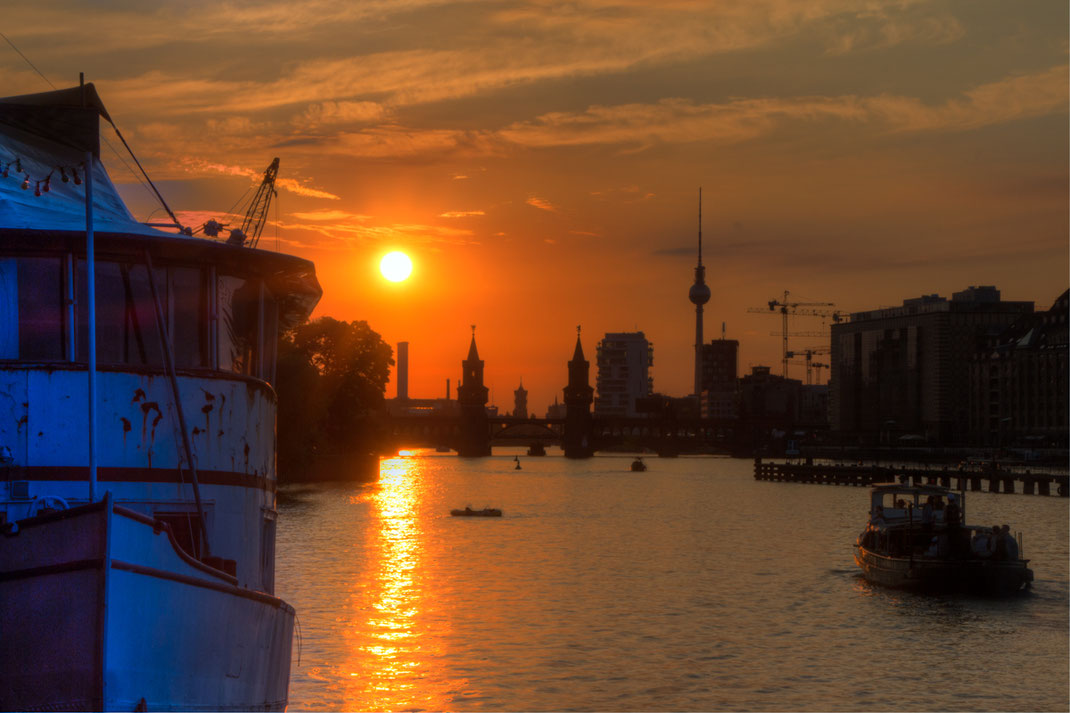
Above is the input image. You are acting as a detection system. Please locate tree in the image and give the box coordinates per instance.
[276,317,394,480]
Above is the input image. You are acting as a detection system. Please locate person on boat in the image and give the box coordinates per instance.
[971,528,991,559]
[514,456,521,470]
[995,525,1018,561]
[945,494,961,528]
[921,496,935,533]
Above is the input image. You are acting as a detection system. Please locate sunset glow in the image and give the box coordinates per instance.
[4,2,1064,415]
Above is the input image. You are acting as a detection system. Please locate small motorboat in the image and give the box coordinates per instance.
[854,483,1033,596]
[630,457,647,472]
[451,507,503,517]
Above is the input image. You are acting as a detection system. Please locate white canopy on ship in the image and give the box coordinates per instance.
[0,84,176,237]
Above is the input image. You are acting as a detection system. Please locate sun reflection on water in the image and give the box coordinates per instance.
[340,456,463,711]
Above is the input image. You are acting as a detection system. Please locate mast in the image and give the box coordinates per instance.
[82,73,98,502]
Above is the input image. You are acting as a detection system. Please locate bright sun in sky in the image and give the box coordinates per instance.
[379,251,413,282]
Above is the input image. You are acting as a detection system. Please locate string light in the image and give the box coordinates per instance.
[1,150,86,197]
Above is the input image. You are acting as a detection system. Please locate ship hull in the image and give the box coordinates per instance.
[854,545,1032,596]
[0,499,293,712]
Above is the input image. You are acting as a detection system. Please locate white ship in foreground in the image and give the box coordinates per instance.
[0,84,321,710]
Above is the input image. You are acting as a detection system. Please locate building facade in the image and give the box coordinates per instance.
[699,338,739,419]
[968,289,1068,448]
[830,286,1033,444]
[594,332,653,417]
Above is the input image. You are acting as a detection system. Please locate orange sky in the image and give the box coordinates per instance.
[3,1,1066,414]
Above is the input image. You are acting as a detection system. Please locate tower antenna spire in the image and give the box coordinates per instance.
[698,186,702,266]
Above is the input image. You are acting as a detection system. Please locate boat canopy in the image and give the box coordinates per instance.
[0,84,170,237]
[0,85,321,329]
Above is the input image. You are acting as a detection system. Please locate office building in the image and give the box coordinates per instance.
[699,338,739,419]
[830,286,1033,444]
[969,289,1068,447]
[595,332,653,417]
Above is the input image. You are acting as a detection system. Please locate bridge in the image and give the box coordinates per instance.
[386,413,741,456]
[386,329,742,457]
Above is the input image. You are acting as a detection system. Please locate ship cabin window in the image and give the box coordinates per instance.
[76,261,166,366]
[153,511,203,559]
[169,266,210,368]
[217,273,259,376]
[12,257,67,361]
[1,252,277,383]
[260,509,277,594]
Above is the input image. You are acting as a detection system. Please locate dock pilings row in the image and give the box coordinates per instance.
[753,458,1069,496]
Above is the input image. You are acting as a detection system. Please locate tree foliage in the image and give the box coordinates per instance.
[276,317,393,480]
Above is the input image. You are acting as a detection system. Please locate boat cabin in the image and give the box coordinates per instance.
[867,482,966,526]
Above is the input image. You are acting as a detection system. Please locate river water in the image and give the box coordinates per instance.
[276,451,1069,712]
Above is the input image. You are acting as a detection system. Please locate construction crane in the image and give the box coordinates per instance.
[786,347,831,385]
[748,290,837,378]
[234,157,279,249]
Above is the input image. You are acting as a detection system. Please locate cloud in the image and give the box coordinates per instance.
[179,159,340,199]
[280,219,478,249]
[498,66,1069,150]
[526,196,558,212]
[22,0,960,120]
[300,100,388,125]
[439,210,485,218]
[290,210,371,221]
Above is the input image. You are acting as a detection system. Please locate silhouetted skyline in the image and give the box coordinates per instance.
[3,2,1065,413]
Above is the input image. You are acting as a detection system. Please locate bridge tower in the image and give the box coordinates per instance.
[456,326,491,456]
[563,327,594,458]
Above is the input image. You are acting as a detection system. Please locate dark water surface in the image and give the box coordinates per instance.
[276,452,1069,711]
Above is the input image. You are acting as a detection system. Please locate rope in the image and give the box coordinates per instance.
[0,31,56,89]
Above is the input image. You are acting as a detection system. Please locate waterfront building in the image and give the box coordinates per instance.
[545,395,567,420]
[699,338,739,420]
[594,332,653,417]
[513,379,528,419]
[968,289,1068,448]
[830,286,1033,444]
[739,366,801,430]
[396,341,409,400]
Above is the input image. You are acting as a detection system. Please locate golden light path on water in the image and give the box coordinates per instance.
[340,455,465,711]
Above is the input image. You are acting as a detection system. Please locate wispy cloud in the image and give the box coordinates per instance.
[439,210,485,218]
[180,158,340,199]
[526,196,558,212]
[499,66,1069,149]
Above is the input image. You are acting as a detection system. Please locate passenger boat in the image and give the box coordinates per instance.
[451,507,502,517]
[854,483,1033,596]
[0,85,320,710]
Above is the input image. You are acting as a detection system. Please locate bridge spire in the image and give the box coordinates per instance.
[564,329,594,458]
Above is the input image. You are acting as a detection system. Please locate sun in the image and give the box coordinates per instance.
[380,251,413,282]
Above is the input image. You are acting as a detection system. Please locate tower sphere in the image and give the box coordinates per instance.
[689,282,711,305]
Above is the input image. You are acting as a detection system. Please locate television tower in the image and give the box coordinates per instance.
[688,188,711,400]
